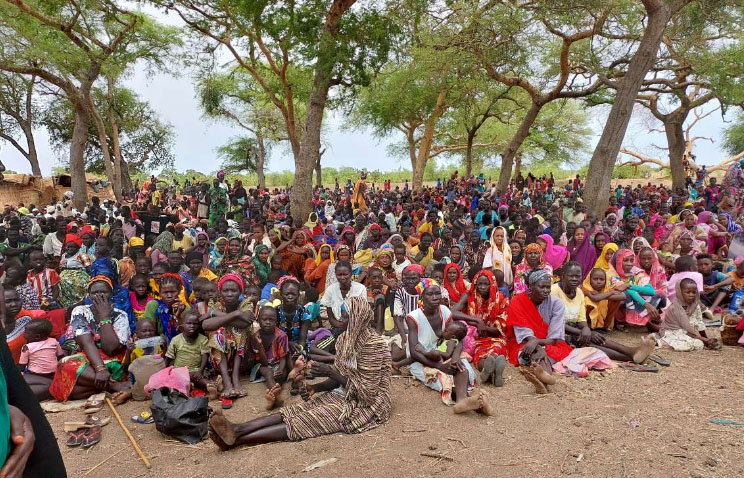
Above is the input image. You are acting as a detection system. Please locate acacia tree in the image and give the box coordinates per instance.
[0,0,178,206]
[465,0,608,191]
[165,0,397,220]
[0,72,42,175]
[582,0,696,213]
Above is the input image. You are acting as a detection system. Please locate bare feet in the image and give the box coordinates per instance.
[206,383,219,401]
[492,355,506,387]
[632,335,656,364]
[479,356,497,385]
[288,356,307,381]
[208,409,236,447]
[264,384,283,410]
[531,363,556,385]
[520,366,548,394]
[215,375,224,393]
[111,390,131,405]
[475,390,493,416]
[453,394,483,414]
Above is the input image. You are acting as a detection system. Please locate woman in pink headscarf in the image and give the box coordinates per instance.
[536,234,568,271]
[613,249,662,329]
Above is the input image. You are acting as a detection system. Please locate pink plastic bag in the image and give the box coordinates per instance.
[144,366,191,398]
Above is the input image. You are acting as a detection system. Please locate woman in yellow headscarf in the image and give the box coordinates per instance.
[305,244,334,296]
[581,242,623,330]
[352,171,369,213]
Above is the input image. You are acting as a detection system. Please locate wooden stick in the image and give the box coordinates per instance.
[84,447,124,475]
[420,452,453,462]
[105,397,151,469]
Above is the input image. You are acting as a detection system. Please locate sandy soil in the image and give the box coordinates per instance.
[49,328,744,478]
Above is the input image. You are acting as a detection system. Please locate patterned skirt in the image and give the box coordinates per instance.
[49,350,125,402]
[280,391,347,440]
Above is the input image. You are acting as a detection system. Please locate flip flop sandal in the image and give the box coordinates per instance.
[236,389,248,398]
[647,354,671,367]
[66,429,86,447]
[130,411,154,424]
[221,398,233,410]
[80,426,102,449]
[619,362,659,373]
[63,415,111,432]
[83,399,104,415]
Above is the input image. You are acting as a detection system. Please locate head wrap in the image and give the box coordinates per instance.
[276,275,300,292]
[88,275,113,291]
[526,269,551,289]
[614,248,640,280]
[368,223,383,234]
[252,244,272,285]
[65,234,82,247]
[316,243,335,266]
[403,264,425,277]
[152,231,174,254]
[443,263,467,303]
[129,236,145,247]
[489,226,513,285]
[161,272,184,288]
[218,273,244,293]
[414,278,439,296]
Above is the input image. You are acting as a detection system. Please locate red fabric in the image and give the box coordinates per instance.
[443,263,467,303]
[505,293,572,366]
[7,309,64,364]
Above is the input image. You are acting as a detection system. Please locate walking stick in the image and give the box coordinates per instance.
[105,397,152,469]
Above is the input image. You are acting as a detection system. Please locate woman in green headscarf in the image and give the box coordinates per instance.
[252,244,272,287]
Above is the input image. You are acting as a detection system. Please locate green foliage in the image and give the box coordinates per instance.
[216,137,259,174]
[723,113,744,156]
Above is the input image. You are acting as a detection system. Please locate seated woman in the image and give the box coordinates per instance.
[208,297,391,450]
[554,262,655,363]
[613,249,664,332]
[513,243,553,295]
[319,261,367,345]
[58,234,91,309]
[457,270,508,387]
[536,234,568,273]
[202,274,254,400]
[304,244,334,296]
[482,227,513,289]
[403,280,491,415]
[506,270,572,394]
[657,278,720,351]
[49,276,131,403]
[277,230,316,279]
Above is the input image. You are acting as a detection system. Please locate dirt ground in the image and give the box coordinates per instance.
[49,328,744,478]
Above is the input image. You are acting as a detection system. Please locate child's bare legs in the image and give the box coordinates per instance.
[596,336,655,363]
[191,372,218,400]
[308,345,334,363]
[218,352,234,398]
[232,353,245,397]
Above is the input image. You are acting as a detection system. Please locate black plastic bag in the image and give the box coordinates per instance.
[150,387,210,444]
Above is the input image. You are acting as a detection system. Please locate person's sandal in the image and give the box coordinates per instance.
[80,426,101,449]
[66,429,87,447]
[130,411,154,424]
[221,398,233,410]
[647,354,671,367]
[63,415,111,432]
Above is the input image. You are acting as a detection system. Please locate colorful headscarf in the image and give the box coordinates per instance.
[276,274,300,292]
[218,273,244,293]
[443,263,467,304]
[538,234,568,270]
[65,234,82,247]
[252,244,272,285]
[87,275,113,291]
[614,248,642,281]
[634,246,666,294]
[449,243,466,270]
[593,242,619,274]
[414,278,439,296]
[316,243,335,266]
[403,264,425,276]
[526,269,551,289]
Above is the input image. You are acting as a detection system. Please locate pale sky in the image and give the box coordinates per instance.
[0,7,737,177]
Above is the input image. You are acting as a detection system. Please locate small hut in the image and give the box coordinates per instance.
[0,174,115,207]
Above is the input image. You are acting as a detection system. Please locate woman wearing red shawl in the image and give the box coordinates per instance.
[635,246,667,297]
[506,269,571,394]
[442,263,468,308]
[338,226,357,254]
[462,270,509,386]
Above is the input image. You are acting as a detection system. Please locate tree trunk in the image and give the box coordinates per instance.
[107,76,125,200]
[514,150,523,179]
[665,118,687,191]
[582,1,689,214]
[87,92,122,202]
[315,155,322,188]
[464,130,475,178]
[70,96,91,210]
[23,127,40,176]
[290,0,356,223]
[120,159,133,195]
[497,101,542,192]
[256,135,266,190]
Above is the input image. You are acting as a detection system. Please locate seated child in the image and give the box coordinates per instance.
[657,278,720,351]
[26,249,61,310]
[144,273,191,343]
[165,310,217,400]
[365,267,390,333]
[248,305,290,410]
[194,279,218,315]
[666,255,698,303]
[244,285,262,310]
[493,269,510,299]
[582,268,626,331]
[697,254,733,311]
[393,319,467,369]
[19,319,63,392]
[392,245,411,276]
[121,319,166,402]
[728,257,744,293]
[613,249,664,331]
[129,273,153,322]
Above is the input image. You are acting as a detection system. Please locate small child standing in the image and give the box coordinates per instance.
[248,305,290,410]
[26,249,61,310]
[165,310,217,400]
[129,274,153,322]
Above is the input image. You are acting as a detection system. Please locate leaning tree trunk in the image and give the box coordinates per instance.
[582,1,689,214]
[23,126,41,176]
[665,118,687,191]
[87,93,122,202]
[119,159,133,195]
[107,76,125,200]
[513,150,523,180]
[315,156,322,188]
[464,130,475,178]
[70,96,92,210]
[256,135,266,190]
[497,101,542,192]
